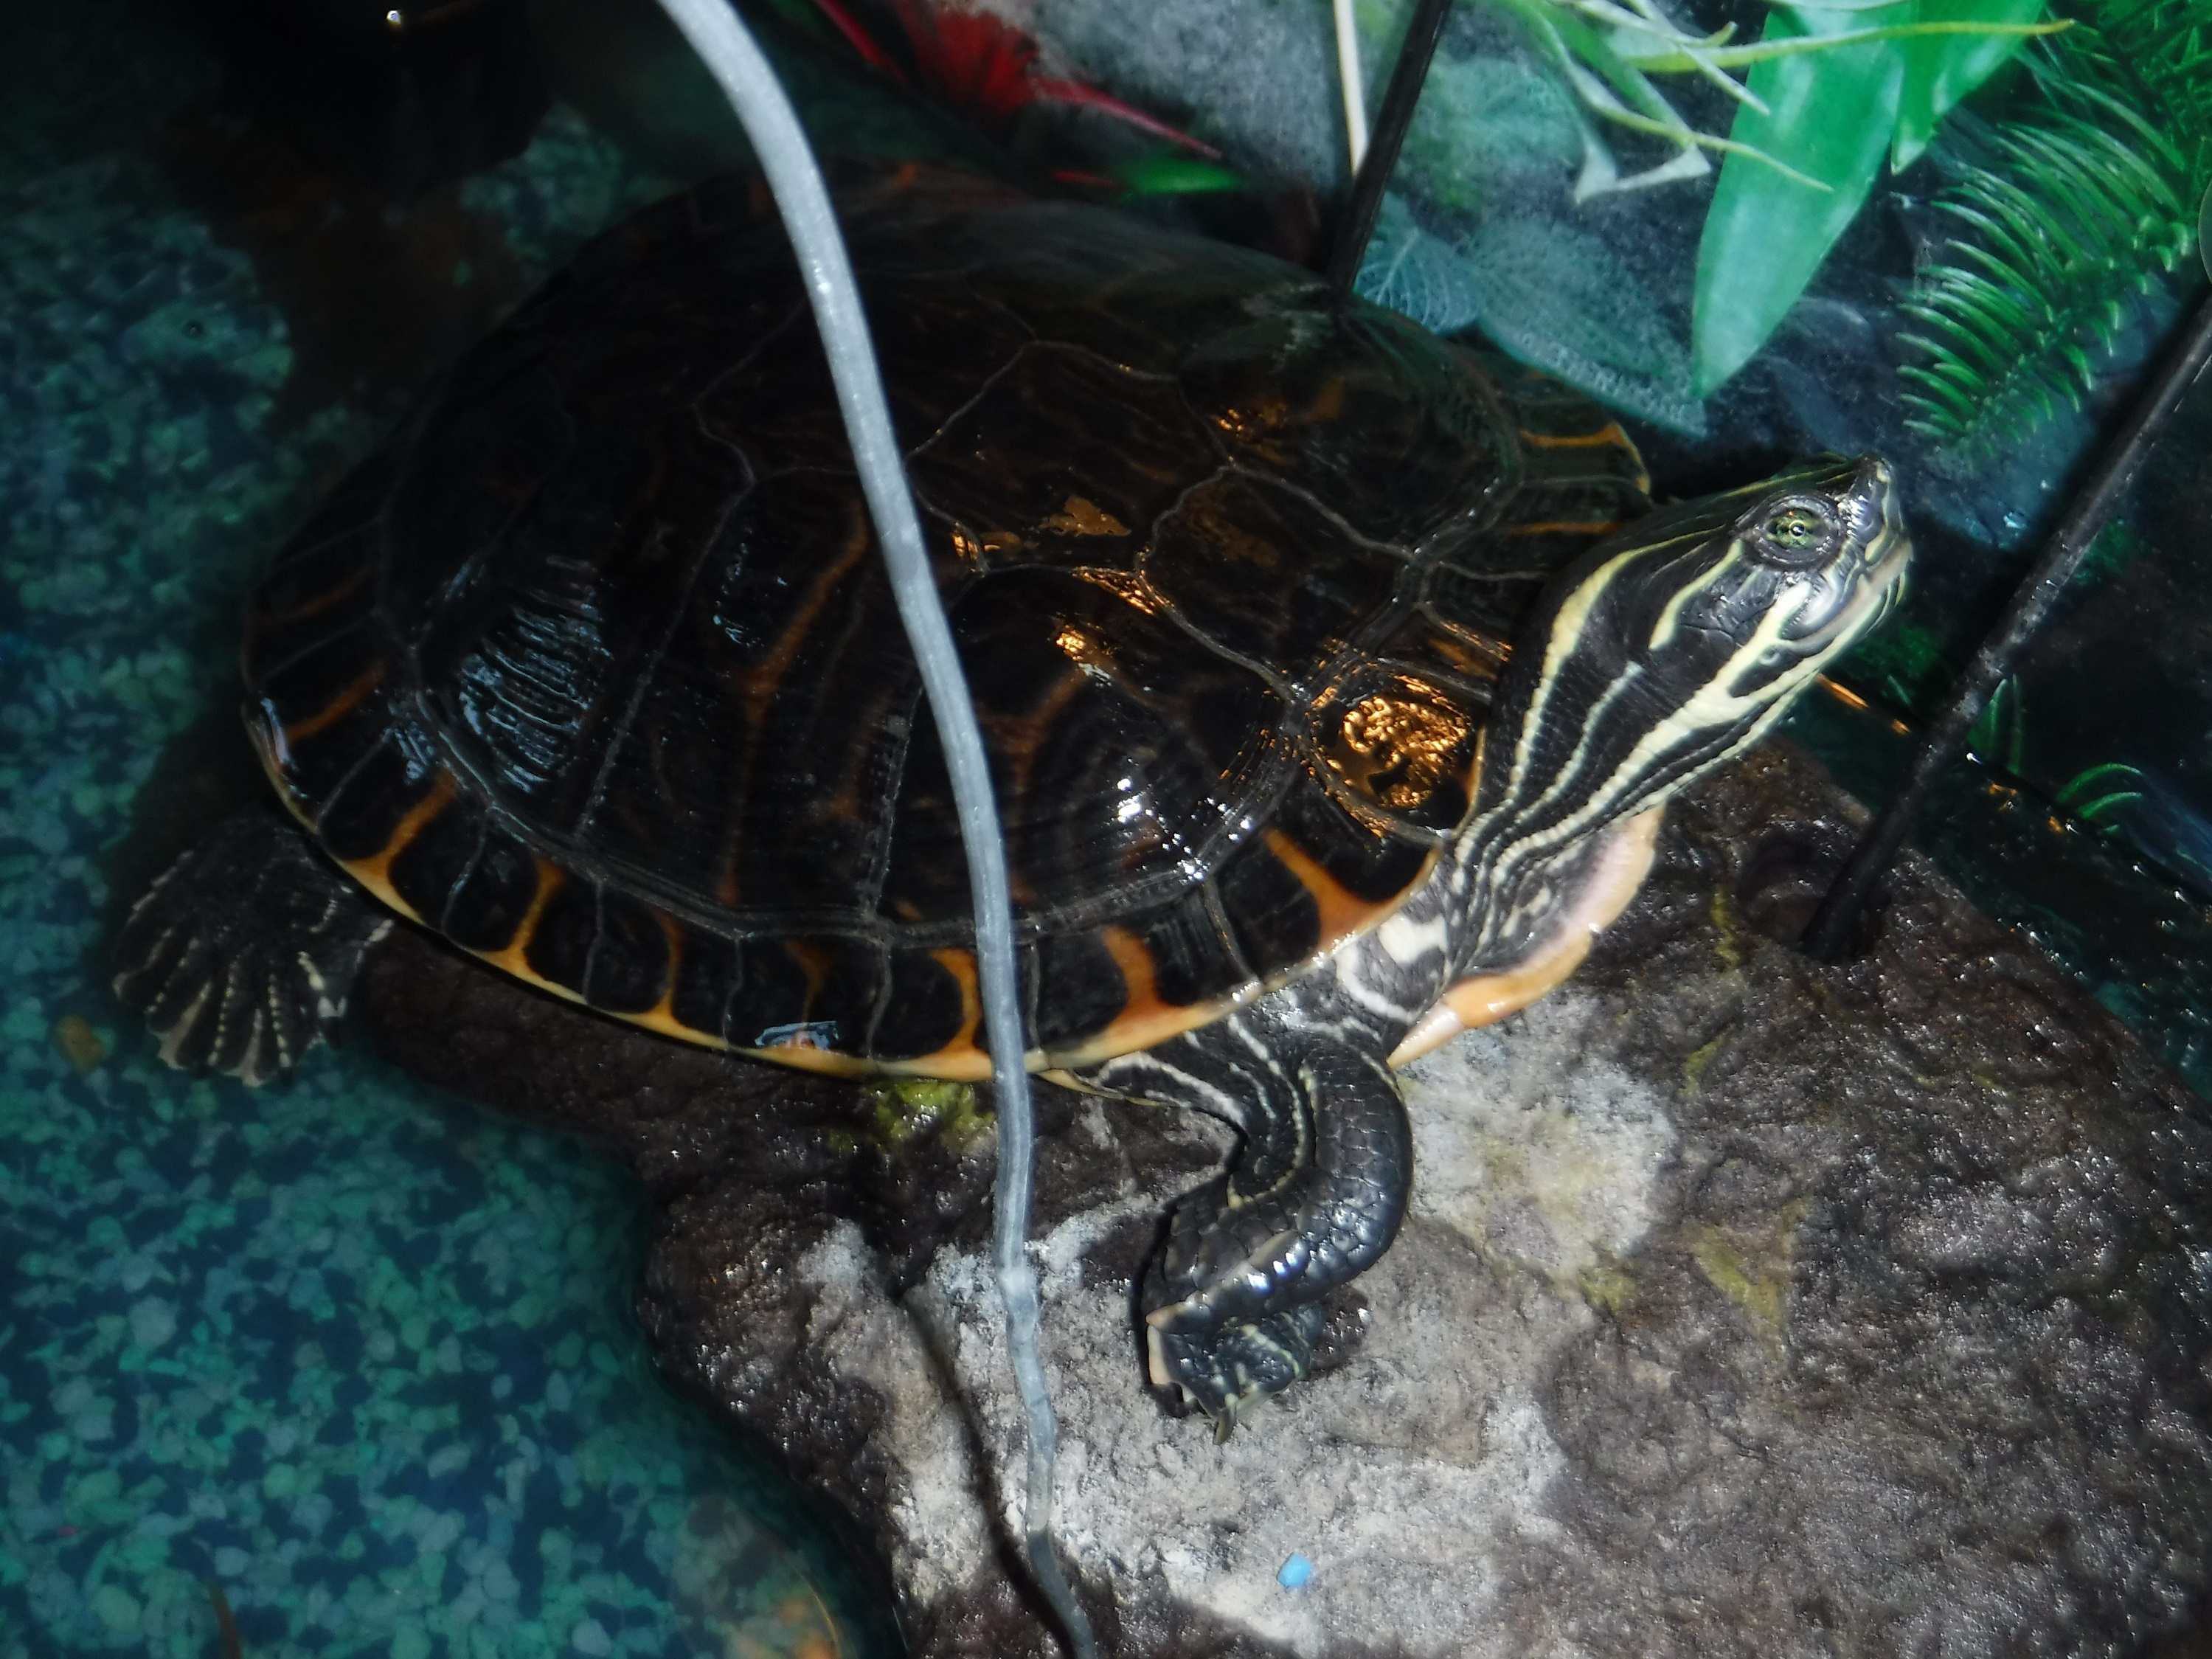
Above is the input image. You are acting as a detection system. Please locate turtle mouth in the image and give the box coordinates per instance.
[1845,456,1913,625]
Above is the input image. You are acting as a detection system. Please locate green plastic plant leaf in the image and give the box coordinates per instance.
[1627,16,2056,72]
[2056,761,2149,824]
[1691,3,1905,395]
[1112,151,1245,195]
[1892,0,2048,170]
[1965,673,2025,772]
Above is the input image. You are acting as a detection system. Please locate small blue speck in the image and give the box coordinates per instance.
[1277,1553,1314,1590]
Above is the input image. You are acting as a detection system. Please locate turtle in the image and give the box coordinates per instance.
[115,164,1910,1435]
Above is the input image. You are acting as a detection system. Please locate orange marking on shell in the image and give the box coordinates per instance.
[429,859,716,1056]
[1263,828,1398,953]
[626,912,706,1043]
[1100,924,1159,1008]
[1039,495,1129,538]
[1040,924,1223,1071]
[282,663,385,744]
[718,513,873,907]
[785,939,835,1016]
[884,947,993,1082]
[308,783,859,1069]
[479,857,566,978]
[339,772,459,921]
[738,524,870,733]
[1501,519,1629,538]
[1301,378,1346,423]
[440,865,776,1064]
[252,561,369,628]
[979,665,1089,808]
[1519,422,1632,451]
[1387,807,1663,1067]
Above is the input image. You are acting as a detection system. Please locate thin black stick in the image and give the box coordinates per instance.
[1324,0,1455,297]
[1802,283,2212,963]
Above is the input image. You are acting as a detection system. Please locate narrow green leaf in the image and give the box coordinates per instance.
[1634,17,2059,71]
[1113,153,1246,195]
[1691,4,1905,395]
[1890,0,2050,171]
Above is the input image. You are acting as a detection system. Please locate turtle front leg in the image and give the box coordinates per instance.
[1084,1004,1412,1438]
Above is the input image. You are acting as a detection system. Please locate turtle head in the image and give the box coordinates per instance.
[1471,454,1909,868]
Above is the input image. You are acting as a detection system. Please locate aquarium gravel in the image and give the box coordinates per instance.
[0,5,886,1654]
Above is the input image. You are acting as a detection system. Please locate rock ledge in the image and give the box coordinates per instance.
[361,747,2212,1658]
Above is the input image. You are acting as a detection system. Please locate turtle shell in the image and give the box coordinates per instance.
[241,166,1648,1078]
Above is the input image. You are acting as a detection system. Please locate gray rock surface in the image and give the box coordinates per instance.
[358,744,2212,1657]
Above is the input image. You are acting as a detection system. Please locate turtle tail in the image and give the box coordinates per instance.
[113,808,391,1086]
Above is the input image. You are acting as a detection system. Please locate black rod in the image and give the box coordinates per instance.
[1323,0,1455,297]
[1802,283,2212,963]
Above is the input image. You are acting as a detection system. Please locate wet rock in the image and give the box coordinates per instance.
[358,743,2212,1657]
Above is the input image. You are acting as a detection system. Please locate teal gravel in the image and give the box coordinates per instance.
[1,1050,875,1658]
[1,4,889,1655]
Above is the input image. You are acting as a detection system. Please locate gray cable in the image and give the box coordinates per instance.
[648,4,1095,1653]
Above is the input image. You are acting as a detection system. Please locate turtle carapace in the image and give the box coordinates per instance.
[117,167,1910,1433]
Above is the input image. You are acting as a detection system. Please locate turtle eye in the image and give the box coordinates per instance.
[1748,497,1840,567]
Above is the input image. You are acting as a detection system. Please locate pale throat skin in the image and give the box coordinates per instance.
[1084,452,1912,1434]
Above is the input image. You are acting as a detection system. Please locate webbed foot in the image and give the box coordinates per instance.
[114,808,389,1084]
[1146,1299,1325,1441]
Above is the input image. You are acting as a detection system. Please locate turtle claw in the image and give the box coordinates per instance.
[1146,1300,1325,1436]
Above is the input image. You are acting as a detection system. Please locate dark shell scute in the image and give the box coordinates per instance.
[943,201,1313,373]
[523,876,599,995]
[721,936,815,1050]
[1270,771,1434,904]
[1029,930,1132,1050]
[1128,887,1249,1010]
[387,795,486,928]
[879,568,1286,934]
[669,926,743,1039]
[442,826,543,955]
[909,344,1216,578]
[316,738,439,865]
[873,949,973,1061]
[1378,609,1512,693]
[1143,473,1407,681]
[1178,309,1511,550]
[851,276,1039,451]
[681,474,920,915]
[1306,662,1483,835]
[250,620,388,794]
[245,165,1643,1064]
[1213,836,1324,974]
[721,937,884,1056]
[583,889,673,1014]
[381,367,579,633]
[246,519,382,685]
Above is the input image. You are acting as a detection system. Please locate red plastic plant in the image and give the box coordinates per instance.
[808,0,1218,156]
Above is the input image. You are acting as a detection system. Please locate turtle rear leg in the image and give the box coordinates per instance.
[1083,1005,1412,1437]
[114,808,391,1085]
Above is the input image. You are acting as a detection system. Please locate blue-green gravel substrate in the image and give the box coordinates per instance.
[1,4,890,1652]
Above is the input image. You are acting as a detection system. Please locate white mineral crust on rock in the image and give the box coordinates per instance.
[797,991,1675,1655]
